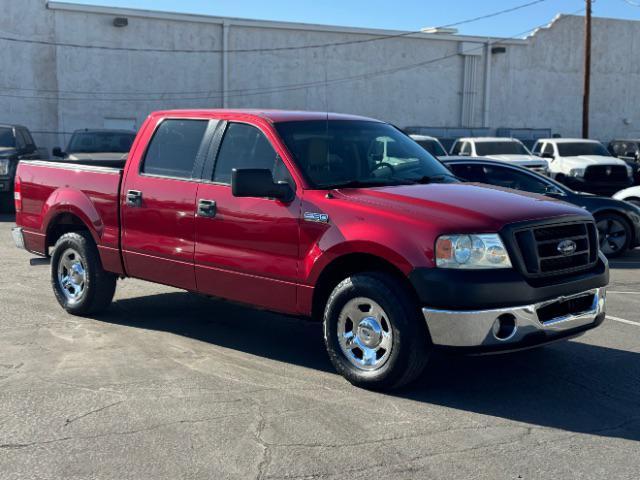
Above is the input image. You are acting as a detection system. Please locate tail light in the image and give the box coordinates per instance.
[14,176,22,212]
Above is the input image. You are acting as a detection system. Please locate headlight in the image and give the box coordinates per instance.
[569,168,585,177]
[435,234,512,269]
[0,159,9,176]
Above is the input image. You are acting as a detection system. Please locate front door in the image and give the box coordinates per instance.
[194,122,301,314]
[121,118,214,290]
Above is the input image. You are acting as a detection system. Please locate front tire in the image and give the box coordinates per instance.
[323,272,430,390]
[51,232,117,315]
[595,212,631,258]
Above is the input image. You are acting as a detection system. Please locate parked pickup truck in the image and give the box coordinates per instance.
[532,138,633,196]
[52,129,136,164]
[12,110,609,390]
[0,124,42,212]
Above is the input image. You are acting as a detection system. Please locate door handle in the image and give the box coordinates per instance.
[197,199,217,218]
[126,190,142,207]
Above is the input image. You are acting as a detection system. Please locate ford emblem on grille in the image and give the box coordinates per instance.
[557,239,577,256]
[606,167,612,176]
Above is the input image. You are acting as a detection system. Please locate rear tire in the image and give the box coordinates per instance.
[51,232,116,316]
[323,272,430,391]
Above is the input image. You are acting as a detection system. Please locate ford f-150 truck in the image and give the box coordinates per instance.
[12,110,609,390]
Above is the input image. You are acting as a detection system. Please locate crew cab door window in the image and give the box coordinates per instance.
[212,123,292,185]
[142,119,208,179]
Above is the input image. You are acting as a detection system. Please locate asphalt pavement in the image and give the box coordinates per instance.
[1,214,639,479]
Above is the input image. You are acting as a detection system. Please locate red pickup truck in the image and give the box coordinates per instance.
[12,110,609,390]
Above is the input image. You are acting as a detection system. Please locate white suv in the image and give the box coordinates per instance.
[450,137,549,174]
[532,138,633,196]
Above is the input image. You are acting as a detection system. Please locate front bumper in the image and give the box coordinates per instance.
[11,227,25,250]
[423,287,606,352]
[565,177,633,196]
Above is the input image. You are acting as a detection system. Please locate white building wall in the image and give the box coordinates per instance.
[1,1,639,152]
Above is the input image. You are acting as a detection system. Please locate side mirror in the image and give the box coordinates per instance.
[541,152,554,159]
[52,147,64,158]
[232,168,294,202]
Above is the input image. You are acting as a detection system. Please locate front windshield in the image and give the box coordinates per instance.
[68,132,135,154]
[415,139,447,157]
[275,120,457,189]
[475,141,530,156]
[557,142,610,157]
[0,128,15,148]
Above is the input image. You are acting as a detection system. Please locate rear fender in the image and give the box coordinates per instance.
[42,188,104,246]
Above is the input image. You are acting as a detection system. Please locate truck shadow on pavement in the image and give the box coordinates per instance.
[103,290,640,442]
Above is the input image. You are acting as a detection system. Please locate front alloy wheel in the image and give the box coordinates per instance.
[337,297,394,371]
[596,214,630,257]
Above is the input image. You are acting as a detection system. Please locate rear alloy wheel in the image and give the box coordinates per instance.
[595,213,631,258]
[51,232,117,315]
[323,272,430,390]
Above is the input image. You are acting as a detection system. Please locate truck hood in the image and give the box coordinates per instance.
[335,183,587,232]
[66,152,128,161]
[484,154,548,167]
[560,155,627,167]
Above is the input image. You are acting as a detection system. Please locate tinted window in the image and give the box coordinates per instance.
[21,129,35,149]
[142,120,208,179]
[460,142,472,155]
[448,163,487,183]
[275,120,456,189]
[542,143,555,156]
[415,139,447,157]
[15,129,27,150]
[475,141,530,156]
[213,123,290,185]
[69,131,136,154]
[0,128,14,148]
[557,142,610,157]
[482,165,554,194]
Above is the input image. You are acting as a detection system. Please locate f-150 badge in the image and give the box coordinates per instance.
[304,212,329,223]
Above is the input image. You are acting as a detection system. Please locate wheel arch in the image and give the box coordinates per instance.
[310,252,419,322]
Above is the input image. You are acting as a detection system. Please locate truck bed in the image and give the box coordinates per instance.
[16,160,123,271]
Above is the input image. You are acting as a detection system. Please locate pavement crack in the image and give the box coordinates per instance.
[64,400,124,427]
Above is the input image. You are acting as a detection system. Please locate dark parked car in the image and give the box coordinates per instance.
[608,139,640,184]
[53,129,136,166]
[443,156,640,258]
[0,124,41,212]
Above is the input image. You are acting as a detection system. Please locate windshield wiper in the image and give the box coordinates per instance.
[407,174,458,184]
[323,179,410,189]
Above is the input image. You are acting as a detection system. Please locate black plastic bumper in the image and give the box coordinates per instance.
[408,257,609,311]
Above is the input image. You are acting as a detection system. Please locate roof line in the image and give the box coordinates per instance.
[46,1,528,45]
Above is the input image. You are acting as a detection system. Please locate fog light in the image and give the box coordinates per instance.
[492,314,517,341]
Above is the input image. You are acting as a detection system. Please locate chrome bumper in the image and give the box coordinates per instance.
[423,288,606,349]
[11,227,25,250]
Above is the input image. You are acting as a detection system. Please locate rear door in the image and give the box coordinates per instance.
[194,121,301,314]
[121,117,216,290]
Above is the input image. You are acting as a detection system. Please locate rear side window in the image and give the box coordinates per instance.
[213,123,290,185]
[142,119,208,179]
[448,163,487,183]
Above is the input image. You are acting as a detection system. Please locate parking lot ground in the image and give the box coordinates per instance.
[0,214,639,479]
